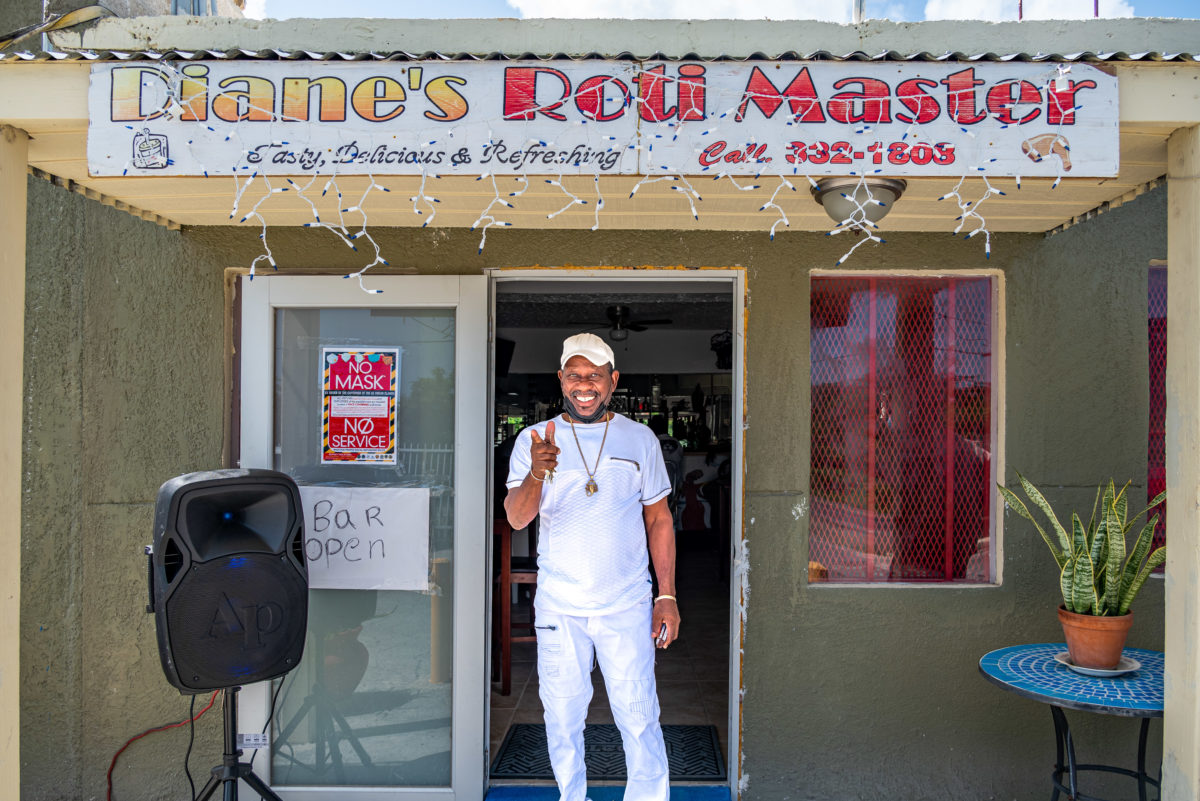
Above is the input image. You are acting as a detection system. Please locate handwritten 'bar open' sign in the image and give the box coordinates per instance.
[299,486,430,591]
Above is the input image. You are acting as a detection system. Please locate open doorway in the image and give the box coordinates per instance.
[487,274,739,792]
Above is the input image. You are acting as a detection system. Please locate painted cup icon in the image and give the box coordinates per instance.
[132,128,169,169]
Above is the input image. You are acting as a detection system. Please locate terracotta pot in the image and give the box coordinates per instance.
[1058,606,1133,669]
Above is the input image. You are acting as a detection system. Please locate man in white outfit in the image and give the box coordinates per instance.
[505,333,680,801]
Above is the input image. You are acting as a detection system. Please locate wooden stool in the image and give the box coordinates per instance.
[492,518,538,696]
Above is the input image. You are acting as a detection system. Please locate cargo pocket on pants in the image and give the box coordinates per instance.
[609,678,658,723]
[535,624,561,679]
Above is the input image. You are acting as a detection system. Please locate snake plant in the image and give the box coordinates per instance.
[998,472,1166,616]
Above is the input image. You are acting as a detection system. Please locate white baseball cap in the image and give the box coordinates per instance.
[560,332,615,370]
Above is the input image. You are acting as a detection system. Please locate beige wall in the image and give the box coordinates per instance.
[1166,125,1200,801]
[1,123,27,801]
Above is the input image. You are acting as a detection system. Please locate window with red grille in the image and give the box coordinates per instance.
[1148,267,1167,553]
[810,276,994,583]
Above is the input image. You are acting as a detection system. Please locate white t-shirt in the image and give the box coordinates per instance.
[507,413,671,616]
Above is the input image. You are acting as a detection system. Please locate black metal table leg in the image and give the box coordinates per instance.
[1137,717,1151,801]
[1051,706,1081,799]
[1047,705,1160,801]
[1051,705,1066,801]
[1051,705,1079,799]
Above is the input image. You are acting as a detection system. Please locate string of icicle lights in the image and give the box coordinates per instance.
[119,60,1082,293]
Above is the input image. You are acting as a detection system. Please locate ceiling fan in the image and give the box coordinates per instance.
[574,305,674,341]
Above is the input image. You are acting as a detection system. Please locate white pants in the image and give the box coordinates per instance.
[535,600,669,801]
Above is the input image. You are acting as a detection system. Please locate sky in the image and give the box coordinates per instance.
[245,0,1200,21]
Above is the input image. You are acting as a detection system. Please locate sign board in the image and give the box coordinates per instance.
[87,61,1118,178]
[299,485,431,591]
[321,348,400,465]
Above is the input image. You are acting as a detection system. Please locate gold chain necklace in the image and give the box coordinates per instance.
[568,413,610,497]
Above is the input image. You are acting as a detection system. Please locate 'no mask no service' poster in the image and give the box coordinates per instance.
[321,349,401,465]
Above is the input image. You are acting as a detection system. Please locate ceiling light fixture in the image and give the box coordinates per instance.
[811,177,907,228]
[608,327,630,342]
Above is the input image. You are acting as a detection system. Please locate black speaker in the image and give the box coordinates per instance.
[148,469,308,694]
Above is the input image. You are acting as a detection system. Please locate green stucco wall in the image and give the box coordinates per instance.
[22,177,1167,800]
[21,175,227,800]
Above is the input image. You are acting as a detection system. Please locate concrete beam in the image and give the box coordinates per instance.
[43,16,1200,62]
[0,123,27,801]
[1166,124,1200,801]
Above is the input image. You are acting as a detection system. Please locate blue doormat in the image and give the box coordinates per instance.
[490,724,725,782]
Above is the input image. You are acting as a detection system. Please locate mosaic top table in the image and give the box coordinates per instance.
[979,643,1163,801]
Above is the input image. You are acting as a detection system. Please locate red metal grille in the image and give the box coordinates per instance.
[810,276,993,582]
[1148,267,1167,552]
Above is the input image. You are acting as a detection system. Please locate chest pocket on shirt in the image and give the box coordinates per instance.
[601,455,642,499]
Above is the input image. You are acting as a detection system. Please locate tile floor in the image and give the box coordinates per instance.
[489,536,732,773]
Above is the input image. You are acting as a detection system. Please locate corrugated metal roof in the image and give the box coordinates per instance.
[3,46,1199,62]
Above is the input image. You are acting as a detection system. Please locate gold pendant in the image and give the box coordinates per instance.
[585,478,598,496]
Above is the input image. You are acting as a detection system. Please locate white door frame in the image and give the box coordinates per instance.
[487,267,747,798]
[238,274,489,801]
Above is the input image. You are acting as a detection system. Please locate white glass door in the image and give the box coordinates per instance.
[238,275,487,801]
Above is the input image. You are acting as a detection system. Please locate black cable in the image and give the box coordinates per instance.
[274,673,303,786]
[106,691,219,801]
[249,673,290,765]
[185,693,198,801]
[267,673,287,731]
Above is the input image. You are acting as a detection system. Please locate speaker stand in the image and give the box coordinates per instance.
[272,635,373,783]
[272,679,374,782]
[197,687,283,801]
